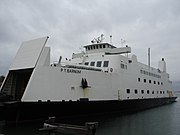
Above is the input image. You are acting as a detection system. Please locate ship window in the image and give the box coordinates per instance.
[144,79,146,83]
[84,62,89,65]
[96,61,102,67]
[141,90,144,94]
[161,82,163,85]
[160,91,162,94]
[90,61,95,66]
[154,81,156,84]
[149,80,151,83]
[140,70,143,74]
[93,46,96,49]
[143,71,145,74]
[96,45,98,49]
[121,64,124,69]
[158,82,160,85]
[124,65,127,69]
[103,45,106,48]
[152,91,154,94]
[138,78,140,82]
[103,61,109,67]
[147,90,149,94]
[134,89,138,94]
[126,89,130,94]
[100,45,102,48]
[157,91,159,94]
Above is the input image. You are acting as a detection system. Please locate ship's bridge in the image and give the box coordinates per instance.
[84,43,116,54]
[83,43,131,55]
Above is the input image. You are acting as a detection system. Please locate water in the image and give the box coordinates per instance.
[1,93,180,135]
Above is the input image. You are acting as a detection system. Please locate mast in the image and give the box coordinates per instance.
[148,48,150,69]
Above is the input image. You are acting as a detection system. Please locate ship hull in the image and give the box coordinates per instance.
[0,97,177,123]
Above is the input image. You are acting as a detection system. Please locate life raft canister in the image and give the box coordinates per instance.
[110,68,113,72]
[81,78,88,89]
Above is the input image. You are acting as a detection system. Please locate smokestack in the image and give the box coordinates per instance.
[148,48,150,69]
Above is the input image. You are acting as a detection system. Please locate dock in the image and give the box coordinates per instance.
[39,117,98,135]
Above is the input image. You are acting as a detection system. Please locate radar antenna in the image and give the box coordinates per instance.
[91,34,105,44]
[121,38,126,47]
[79,46,84,53]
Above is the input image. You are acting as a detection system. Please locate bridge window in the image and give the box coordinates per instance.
[90,61,95,66]
[96,61,102,67]
[103,61,109,67]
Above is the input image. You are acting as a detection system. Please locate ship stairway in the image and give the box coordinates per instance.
[1,72,16,99]
[1,68,33,101]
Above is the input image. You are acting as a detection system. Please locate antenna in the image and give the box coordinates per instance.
[91,34,105,44]
[79,46,84,52]
[148,48,150,69]
[110,35,112,44]
[100,34,104,42]
[58,56,62,64]
[121,38,126,47]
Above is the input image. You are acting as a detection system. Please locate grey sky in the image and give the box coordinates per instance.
[0,0,180,81]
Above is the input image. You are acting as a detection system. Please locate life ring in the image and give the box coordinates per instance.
[110,68,113,72]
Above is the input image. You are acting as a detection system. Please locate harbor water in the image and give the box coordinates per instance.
[0,93,180,135]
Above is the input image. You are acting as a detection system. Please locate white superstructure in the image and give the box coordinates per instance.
[0,36,175,102]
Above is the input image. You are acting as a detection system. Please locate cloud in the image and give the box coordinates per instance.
[0,0,180,81]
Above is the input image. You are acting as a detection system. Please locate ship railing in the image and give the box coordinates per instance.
[63,64,102,72]
[51,62,103,72]
[139,62,162,73]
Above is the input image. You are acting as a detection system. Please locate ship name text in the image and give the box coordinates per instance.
[60,68,81,74]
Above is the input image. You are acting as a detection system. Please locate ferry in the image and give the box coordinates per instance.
[0,35,177,122]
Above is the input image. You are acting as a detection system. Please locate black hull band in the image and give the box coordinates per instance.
[0,97,177,123]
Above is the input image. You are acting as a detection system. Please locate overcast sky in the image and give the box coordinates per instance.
[0,0,180,82]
